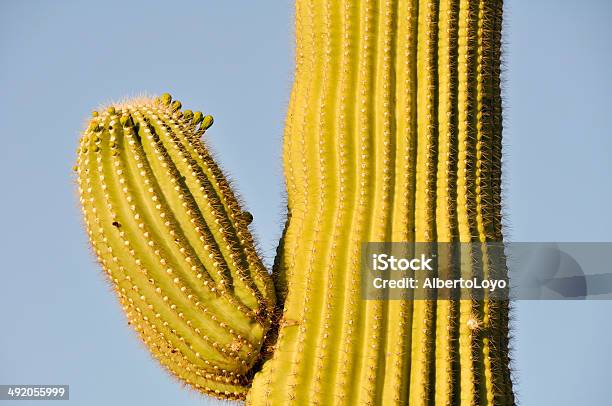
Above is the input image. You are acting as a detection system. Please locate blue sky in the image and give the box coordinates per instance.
[1,1,610,405]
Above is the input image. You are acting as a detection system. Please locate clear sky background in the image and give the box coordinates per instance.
[1,1,610,405]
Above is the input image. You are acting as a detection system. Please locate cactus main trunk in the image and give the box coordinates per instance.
[248,0,513,405]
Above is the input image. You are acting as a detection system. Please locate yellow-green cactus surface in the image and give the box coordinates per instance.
[76,0,513,404]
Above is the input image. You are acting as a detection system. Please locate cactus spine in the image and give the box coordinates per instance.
[248,0,512,404]
[76,0,513,404]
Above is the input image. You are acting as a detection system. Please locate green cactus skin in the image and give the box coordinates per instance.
[76,0,514,404]
[247,0,512,405]
[76,95,276,400]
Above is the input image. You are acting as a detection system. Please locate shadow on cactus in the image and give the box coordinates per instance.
[75,0,514,404]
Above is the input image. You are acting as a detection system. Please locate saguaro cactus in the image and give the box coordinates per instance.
[76,0,513,405]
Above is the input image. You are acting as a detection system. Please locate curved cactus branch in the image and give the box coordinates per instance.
[76,95,275,400]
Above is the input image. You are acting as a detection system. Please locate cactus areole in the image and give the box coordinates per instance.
[76,0,513,404]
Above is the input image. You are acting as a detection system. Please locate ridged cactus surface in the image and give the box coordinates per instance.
[75,0,513,404]
[249,0,512,404]
[76,96,275,400]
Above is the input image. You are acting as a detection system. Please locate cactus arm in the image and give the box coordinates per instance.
[76,98,276,400]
